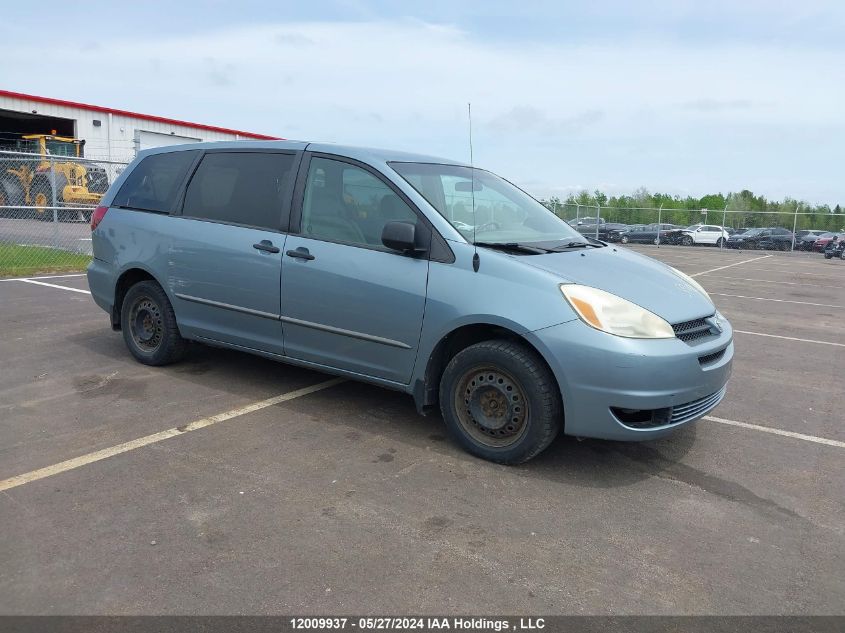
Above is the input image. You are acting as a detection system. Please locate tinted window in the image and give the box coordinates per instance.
[113,150,198,213]
[182,152,296,230]
[300,157,418,248]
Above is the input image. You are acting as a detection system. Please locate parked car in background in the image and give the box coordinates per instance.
[759,228,798,251]
[795,230,827,251]
[792,230,826,250]
[568,217,628,241]
[678,224,730,247]
[608,224,644,243]
[621,223,686,245]
[812,232,842,252]
[823,237,844,259]
[568,216,604,228]
[726,227,791,250]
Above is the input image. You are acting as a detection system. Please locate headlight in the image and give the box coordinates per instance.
[668,267,712,303]
[559,284,675,339]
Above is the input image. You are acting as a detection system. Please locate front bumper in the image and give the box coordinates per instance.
[525,318,733,441]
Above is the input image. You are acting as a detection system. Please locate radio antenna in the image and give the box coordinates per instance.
[468,102,480,272]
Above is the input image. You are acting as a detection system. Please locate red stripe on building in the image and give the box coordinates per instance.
[0,90,281,140]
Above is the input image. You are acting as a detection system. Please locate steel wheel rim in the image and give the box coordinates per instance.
[129,296,164,352]
[454,365,529,448]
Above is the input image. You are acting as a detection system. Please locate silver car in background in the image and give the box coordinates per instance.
[87,141,733,463]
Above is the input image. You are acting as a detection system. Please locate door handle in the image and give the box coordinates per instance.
[286,247,315,261]
[253,240,280,253]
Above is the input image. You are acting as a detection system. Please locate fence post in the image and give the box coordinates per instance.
[595,203,600,239]
[50,157,59,249]
[575,204,580,224]
[721,204,728,250]
[791,203,799,252]
[656,204,663,246]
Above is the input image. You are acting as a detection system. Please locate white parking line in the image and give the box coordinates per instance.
[712,292,842,308]
[705,416,845,449]
[699,275,845,289]
[11,279,90,295]
[0,378,345,492]
[734,330,845,348]
[0,273,86,282]
[688,255,772,277]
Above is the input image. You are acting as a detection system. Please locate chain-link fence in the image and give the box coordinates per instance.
[547,202,845,252]
[3,142,844,278]
[0,149,129,277]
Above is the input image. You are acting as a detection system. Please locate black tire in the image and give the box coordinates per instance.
[0,178,23,217]
[620,235,629,244]
[30,178,54,221]
[120,280,187,366]
[681,235,693,246]
[439,340,562,464]
[716,237,725,248]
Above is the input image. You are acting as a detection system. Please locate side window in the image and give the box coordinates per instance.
[182,152,296,230]
[300,157,418,248]
[112,150,198,213]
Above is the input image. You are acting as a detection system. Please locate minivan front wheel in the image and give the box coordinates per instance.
[121,281,187,366]
[439,340,561,464]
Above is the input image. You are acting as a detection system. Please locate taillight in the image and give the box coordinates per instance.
[91,205,108,231]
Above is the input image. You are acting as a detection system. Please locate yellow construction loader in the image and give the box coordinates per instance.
[0,134,109,221]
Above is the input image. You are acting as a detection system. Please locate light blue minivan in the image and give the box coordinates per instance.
[87,141,732,463]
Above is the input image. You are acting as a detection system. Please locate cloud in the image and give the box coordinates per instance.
[680,98,757,112]
[1,18,843,203]
[487,107,604,136]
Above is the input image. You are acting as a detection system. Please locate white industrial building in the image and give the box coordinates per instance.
[0,89,277,163]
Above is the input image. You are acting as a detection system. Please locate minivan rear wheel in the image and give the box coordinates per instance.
[439,340,561,464]
[121,280,187,366]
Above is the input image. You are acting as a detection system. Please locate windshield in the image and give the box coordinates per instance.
[45,140,77,157]
[390,162,586,245]
[741,229,763,236]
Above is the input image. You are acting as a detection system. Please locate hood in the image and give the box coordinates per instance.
[522,247,715,324]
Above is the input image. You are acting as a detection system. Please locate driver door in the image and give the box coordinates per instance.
[279,155,430,384]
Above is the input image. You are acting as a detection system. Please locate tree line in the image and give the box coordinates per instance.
[541,188,844,232]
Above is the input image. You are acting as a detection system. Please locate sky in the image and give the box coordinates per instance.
[2,1,844,205]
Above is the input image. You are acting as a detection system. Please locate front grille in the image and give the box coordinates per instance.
[670,386,727,425]
[612,386,727,429]
[698,348,726,365]
[672,316,714,342]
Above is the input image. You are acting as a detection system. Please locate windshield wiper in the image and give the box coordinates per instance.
[473,242,552,254]
[552,241,604,251]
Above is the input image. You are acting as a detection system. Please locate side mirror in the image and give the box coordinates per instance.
[382,221,422,253]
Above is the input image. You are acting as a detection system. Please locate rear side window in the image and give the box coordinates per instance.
[182,152,296,230]
[112,150,198,213]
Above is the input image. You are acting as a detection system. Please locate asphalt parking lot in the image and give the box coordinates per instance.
[0,246,842,615]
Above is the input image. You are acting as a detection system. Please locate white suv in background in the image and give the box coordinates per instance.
[680,224,730,247]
